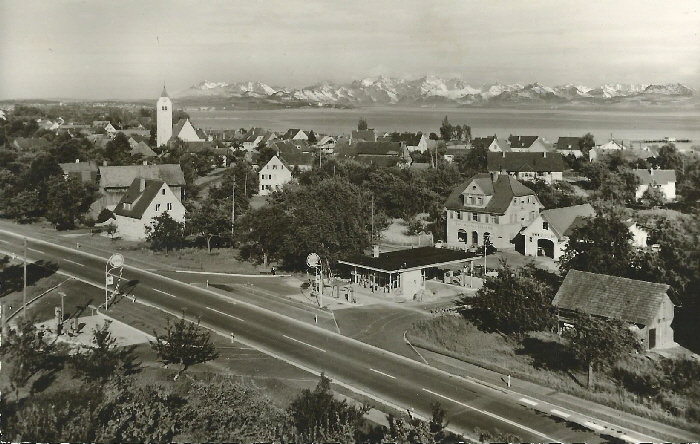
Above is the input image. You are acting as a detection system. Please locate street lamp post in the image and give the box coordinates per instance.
[105,254,124,310]
[58,291,66,325]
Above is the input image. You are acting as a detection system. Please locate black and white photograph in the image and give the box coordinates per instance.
[1,1,699,442]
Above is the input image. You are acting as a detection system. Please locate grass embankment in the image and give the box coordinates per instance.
[407,315,700,433]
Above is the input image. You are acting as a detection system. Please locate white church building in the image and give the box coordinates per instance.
[157,87,204,147]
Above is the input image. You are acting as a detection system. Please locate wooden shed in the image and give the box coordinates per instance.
[552,270,675,351]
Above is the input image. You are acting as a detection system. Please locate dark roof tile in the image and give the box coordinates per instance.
[552,270,671,325]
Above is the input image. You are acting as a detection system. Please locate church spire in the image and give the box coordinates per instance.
[161,85,169,98]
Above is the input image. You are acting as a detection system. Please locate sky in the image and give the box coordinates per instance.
[1,0,699,100]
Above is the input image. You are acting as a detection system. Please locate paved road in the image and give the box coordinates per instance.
[0,231,624,442]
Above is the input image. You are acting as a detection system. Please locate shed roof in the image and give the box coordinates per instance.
[99,164,185,188]
[487,152,567,172]
[552,270,671,326]
[339,246,475,273]
[444,173,536,215]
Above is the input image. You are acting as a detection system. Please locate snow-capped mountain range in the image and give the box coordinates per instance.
[175,76,694,107]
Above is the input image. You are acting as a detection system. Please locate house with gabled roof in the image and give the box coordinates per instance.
[91,164,185,216]
[350,129,377,143]
[59,160,99,183]
[633,168,676,201]
[508,135,550,152]
[171,118,203,143]
[113,178,186,241]
[472,135,510,153]
[258,155,293,196]
[556,136,584,158]
[242,128,277,152]
[487,151,567,184]
[281,128,309,141]
[270,140,314,171]
[131,141,157,158]
[381,132,428,152]
[553,270,675,350]
[521,204,595,259]
[444,173,543,250]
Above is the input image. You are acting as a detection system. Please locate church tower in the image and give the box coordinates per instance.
[156,86,172,147]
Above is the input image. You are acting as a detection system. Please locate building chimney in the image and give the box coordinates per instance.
[502,151,506,158]
[543,151,546,158]
[139,178,146,192]
[373,245,380,258]
[103,160,108,166]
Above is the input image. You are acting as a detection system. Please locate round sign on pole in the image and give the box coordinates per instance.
[108,253,124,268]
[306,253,320,268]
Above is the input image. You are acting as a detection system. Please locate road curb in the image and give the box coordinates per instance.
[0,229,673,442]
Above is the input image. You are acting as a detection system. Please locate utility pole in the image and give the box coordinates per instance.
[371,195,374,244]
[23,237,27,320]
[231,176,235,236]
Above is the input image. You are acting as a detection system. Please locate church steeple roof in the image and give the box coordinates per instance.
[161,86,169,98]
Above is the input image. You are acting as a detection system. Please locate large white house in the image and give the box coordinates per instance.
[444,173,543,250]
[113,178,186,241]
[258,155,293,196]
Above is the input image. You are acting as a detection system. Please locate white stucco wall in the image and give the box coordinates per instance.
[259,156,292,195]
[116,183,186,241]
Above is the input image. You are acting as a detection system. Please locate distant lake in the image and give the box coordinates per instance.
[188,106,700,146]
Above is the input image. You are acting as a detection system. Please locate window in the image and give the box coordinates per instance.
[155,204,161,211]
[161,189,165,195]
[478,197,483,205]
[543,221,549,230]
[457,211,462,220]
[167,203,172,211]
[472,213,478,221]
[272,165,277,170]
[469,196,474,205]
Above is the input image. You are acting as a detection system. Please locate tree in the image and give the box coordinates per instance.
[150,314,218,379]
[599,167,639,203]
[104,132,133,166]
[0,319,58,398]
[182,375,288,442]
[564,311,640,388]
[287,373,369,443]
[640,184,666,208]
[453,143,487,174]
[307,130,318,144]
[188,198,232,253]
[439,116,453,142]
[235,201,288,267]
[465,261,556,336]
[579,132,596,157]
[558,209,634,277]
[357,117,368,131]
[145,211,185,253]
[45,176,99,229]
[240,178,379,270]
[71,319,139,382]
